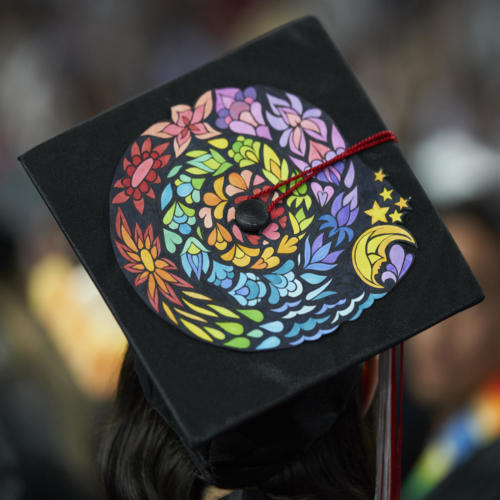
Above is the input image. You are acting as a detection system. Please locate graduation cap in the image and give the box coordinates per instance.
[19,16,482,495]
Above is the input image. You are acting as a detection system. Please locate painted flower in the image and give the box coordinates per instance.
[227,135,261,167]
[174,174,205,204]
[202,177,227,227]
[229,271,267,306]
[263,260,303,305]
[215,87,271,140]
[199,141,312,271]
[208,261,234,289]
[289,143,347,209]
[381,244,414,284]
[303,233,343,272]
[163,200,196,236]
[113,208,191,310]
[185,148,232,176]
[265,92,327,156]
[112,138,170,214]
[319,186,359,246]
[142,91,219,157]
[181,237,210,279]
[207,222,233,251]
[221,243,259,267]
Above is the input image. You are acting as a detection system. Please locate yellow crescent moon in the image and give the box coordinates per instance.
[351,224,416,289]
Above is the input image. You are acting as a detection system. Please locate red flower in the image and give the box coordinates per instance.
[112,137,170,214]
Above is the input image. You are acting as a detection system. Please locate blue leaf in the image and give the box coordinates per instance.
[161,184,173,210]
[307,262,337,272]
[314,291,337,300]
[303,236,311,267]
[336,229,346,246]
[256,336,281,350]
[311,242,331,263]
[301,273,327,285]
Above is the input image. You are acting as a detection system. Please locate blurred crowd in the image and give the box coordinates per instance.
[0,0,499,498]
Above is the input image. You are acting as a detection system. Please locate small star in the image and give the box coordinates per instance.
[379,188,393,201]
[395,197,409,210]
[364,201,389,224]
[389,210,403,223]
[374,169,387,182]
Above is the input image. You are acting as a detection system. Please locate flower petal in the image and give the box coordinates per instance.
[171,104,191,123]
[194,122,220,140]
[141,121,171,139]
[112,191,130,205]
[174,135,191,157]
[194,90,214,119]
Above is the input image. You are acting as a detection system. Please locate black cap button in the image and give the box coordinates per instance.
[235,199,270,234]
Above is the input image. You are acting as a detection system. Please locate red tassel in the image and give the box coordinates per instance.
[248,130,397,212]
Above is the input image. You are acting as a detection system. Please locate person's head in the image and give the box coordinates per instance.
[406,206,500,417]
[98,347,379,500]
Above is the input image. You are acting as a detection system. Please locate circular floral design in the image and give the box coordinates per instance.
[110,85,415,351]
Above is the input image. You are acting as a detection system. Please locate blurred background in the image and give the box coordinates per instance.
[0,0,499,498]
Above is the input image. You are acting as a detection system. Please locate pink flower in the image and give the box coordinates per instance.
[265,92,327,156]
[142,91,219,157]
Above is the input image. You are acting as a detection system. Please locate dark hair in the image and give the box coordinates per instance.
[98,348,375,500]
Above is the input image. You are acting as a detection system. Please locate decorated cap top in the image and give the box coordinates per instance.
[110,84,416,351]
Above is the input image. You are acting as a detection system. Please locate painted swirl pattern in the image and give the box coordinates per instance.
[110,85,416,350]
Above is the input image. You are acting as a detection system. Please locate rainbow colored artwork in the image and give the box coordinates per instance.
[110,85,416,350]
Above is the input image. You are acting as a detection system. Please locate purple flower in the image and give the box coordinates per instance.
[381,245,414,284]
[303,233,343,272]
[265,92,327,156]
[214,87,271,139]
[319,187,359,246]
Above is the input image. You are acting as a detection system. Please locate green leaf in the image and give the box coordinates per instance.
[210,148,226,163]
[247,329,263,338]
[167,164,183,178]
[300,215,314,231]
[237,309,264,322]
[186,167,210,176]
[179,202,195,217]
[163,229,182,253]
[216,322,244,335]
[192,177,205,189]
[224,337,250,349]
[212,161,233,176]
[163,204,176,225]
[296,208,306,223]
[186,150,207,158]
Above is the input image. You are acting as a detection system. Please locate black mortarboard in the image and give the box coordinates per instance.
[19,17,482,491]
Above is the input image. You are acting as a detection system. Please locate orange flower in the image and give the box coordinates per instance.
[114,208,191,310]
[207,222,233,251]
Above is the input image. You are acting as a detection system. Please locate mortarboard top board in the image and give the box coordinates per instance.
[19,16,482,486]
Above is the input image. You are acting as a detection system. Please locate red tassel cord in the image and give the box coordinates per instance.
[248,130,397,210]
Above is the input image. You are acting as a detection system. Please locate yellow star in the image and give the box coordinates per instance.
[389,210,403,223]
[364,201,389,224]
[379,187,393,201]
[395,197,409,210]
[374,169,387,182]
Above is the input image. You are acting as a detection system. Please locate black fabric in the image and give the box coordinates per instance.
[426,438,500,500]
[221,489,271,500]
[135,349,361,486]
[19,16,483,487]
